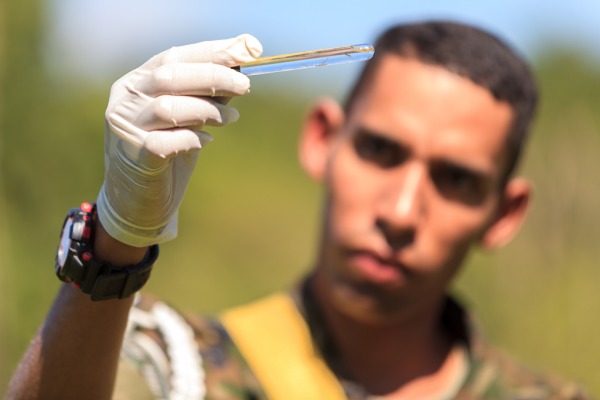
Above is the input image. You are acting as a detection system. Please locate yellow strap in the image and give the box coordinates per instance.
[220,293,347,400]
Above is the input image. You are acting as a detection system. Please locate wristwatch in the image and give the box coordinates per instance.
[55,202,159,301]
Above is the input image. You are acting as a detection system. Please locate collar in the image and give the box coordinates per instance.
[289,276,481,398]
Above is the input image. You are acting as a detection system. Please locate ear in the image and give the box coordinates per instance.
[298,97,345,181]
[480,178,532,250]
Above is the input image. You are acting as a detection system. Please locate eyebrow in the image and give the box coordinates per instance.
[433,159,491,181]
[354,125,494,180]
[354,126,406,149]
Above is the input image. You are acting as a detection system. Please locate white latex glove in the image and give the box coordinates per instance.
[97,34,263,247]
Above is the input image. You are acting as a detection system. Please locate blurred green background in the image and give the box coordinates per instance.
[2,0,600,397]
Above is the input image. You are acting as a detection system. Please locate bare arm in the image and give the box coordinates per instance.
[7,223,148,400]
[7,35,262,400]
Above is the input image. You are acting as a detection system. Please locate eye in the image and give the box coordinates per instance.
[352,131,405,168]
[431,162,488,206]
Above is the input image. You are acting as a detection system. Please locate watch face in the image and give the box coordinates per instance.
[57,217,74,268]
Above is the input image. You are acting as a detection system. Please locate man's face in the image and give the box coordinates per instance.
[312,56,516,324]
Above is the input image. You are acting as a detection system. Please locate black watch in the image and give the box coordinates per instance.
[55,202,158,301]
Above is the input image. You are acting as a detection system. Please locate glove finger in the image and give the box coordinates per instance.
[135,95,240,131]
[143,128,213,160]
[146,34,263,68]
[135,62,250,97]
[213,96,232,105]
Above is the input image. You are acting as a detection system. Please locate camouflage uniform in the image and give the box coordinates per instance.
[115,279,589,400]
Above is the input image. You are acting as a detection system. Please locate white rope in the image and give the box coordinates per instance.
[152,301,206,400]
[123,296,206,399]
[128,331,172,399]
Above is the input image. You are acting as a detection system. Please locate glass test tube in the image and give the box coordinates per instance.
[237,43,375,76]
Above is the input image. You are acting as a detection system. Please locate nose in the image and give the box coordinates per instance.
[376,162,425,245]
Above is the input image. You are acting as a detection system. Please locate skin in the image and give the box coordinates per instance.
[6,225,147,400]
[299,55,531,397]
[7,54,531,400]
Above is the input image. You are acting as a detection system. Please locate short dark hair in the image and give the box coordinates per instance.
[345,21,539,181]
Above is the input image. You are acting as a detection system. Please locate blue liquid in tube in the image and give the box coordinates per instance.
[238,44,374,76]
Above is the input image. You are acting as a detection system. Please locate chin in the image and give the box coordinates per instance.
[314,252,416,326]
[328,279,409,326]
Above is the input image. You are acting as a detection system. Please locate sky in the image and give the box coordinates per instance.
[45,1,600,91]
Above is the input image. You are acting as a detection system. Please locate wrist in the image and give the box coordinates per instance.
[94,221,149,268]
[55,202,158,301]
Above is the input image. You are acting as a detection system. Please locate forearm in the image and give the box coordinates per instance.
[7,224,148,400]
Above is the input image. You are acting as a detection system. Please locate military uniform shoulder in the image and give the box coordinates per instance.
[130,293,230,351]
[115,294,266,400]
[444,296,590,400]
[461,343,590,400]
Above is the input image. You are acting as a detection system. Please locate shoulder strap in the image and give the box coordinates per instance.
[220,293,346,400]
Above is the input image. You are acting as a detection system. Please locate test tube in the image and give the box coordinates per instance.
[237,43,375,76]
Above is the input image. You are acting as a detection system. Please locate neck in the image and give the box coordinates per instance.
[310,273,460,397]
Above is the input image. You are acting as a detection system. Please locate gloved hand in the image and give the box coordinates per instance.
[97,34,263,247]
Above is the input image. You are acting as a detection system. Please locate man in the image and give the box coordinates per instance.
[8,21,588,399]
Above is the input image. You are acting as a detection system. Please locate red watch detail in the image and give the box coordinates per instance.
[81,202,94,213]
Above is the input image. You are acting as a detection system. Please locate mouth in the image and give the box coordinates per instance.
[346,249,409,285]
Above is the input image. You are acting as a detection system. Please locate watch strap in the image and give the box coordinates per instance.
[56,202,159,301]
[86,244,158,301]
